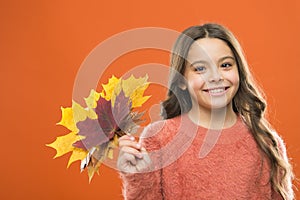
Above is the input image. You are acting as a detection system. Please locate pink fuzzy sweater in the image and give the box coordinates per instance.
[120,114,285,199]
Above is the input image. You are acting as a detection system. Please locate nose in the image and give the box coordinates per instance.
[208,68,223,82]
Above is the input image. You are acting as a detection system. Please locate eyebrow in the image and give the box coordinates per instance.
[190,55,235,66]
[190,60,207,66]
[219,56,235,62]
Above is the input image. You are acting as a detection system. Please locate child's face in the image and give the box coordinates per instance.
[184,38,240,111]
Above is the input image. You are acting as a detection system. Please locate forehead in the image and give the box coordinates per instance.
[187,38,233,62]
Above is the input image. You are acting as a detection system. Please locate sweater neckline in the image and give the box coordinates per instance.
[181,113,243,131]
[175,113,250,145]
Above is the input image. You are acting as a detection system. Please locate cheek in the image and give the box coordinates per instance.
[231,75,240,86]
[226,70,240,87]
[186,77,206,100]
[187,75,206,90]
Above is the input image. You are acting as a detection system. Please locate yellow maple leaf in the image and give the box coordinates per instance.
[67,148,88,168]
[87,161,102,183]
[121,74,148,96]
[100,75,120,101]
[107,135,119,159]
[122,75,150,107]
[48,101,96,164]
[46,131,81,158]
[108,75,150,107]
[110,80,122,106]
[72,101,97,123]
[84,89,101,109]
[56,107,77,132]
[87,148,108,182]
[130,84,151,107]
[56,102,97,132]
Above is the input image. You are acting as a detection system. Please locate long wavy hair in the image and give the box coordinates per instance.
[161,23,294,199]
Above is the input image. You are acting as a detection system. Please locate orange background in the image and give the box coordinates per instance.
[1,0,299,199]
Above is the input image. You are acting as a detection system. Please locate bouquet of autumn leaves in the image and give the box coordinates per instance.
[47,75,150,181]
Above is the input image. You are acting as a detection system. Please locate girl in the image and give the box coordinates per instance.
[117,23,294,199]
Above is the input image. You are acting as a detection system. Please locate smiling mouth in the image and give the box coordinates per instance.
[203,87,229,94]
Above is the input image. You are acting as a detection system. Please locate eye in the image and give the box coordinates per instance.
[221,62,232,68]
[193,66,206,72]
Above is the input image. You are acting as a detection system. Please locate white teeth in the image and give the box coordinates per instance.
[208,88,225,93]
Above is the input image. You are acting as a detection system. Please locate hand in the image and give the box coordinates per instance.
[117,135,151,173]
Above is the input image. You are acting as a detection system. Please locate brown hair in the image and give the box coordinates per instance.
[161,23,294,199]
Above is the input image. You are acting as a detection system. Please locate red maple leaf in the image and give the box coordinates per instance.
[111,90,132,133]
[73,90,132,150]
[73,118,109,150]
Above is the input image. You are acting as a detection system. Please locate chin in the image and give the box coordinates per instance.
[200,102,232,111]
[209,105,230,110]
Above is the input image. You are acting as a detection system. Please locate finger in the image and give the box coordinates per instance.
[119,140,142,150]
[135,154,152,172]
[141,151,151,165]
[118,134,135,142]
[120,146,143,159]
[122,152,137,166]
[117,152,137,173]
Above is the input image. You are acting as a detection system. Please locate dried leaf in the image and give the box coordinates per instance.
[73,92,131,150]
[73,118,109,150]
[80,147,96,171]
[118,112,145,135]
[92,142,109,162]
[107,75,150,107]
[112,90,132,131]
[121,74,148,97]
[100,75,120,101]
[48,74,151,181]
[72,101,97,122]
[107,135,119,159]
[87,161,101,183]
[56,107,77,132]
[84,89,101,108]
[87,142,109,182]
[48,101,96,159]
[121,75,151,107]
[67,148,88,168]
[95,97,116,139]
[46,132,80,158]
[130,84,151,107]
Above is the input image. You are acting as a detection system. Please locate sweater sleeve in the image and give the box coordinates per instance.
[120,122,165,200]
